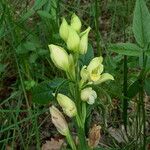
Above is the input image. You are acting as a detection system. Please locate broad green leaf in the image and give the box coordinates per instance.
[0,64,7,73]
[145,50,150,56]
[32,78,68,104]
[108,43,142,56]
[29,53,38,63]
[133,0,150,47]
[144,78,150,96]
[80,44,94,65]
[37,10,51,19]
[127,80,140,99]
[20,0,48,22]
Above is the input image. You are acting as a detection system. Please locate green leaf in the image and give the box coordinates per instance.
[80,44,94,65]
[37,10,51,19]
[127,80,140,99]
[108,43,142,56]
[32,78,67,104]
[29,53,38,63]
[144,78,150,96]
[133,0,150,47]
[145,50,150,56]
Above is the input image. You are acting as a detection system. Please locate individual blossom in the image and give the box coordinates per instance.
[59,18,69,42]
[80,57,114,85]
[55,93,77,117]
[67,26,80,52]
[71,13,82,33]
[79,27,91,54]
[81,87,97,104]
[48,44,69,71]
[49,106,69,136]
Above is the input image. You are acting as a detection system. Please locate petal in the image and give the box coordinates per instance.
[87,57,103,73]
[94,73,114,85]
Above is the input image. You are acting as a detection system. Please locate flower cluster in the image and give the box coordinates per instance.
[48,14,114,141]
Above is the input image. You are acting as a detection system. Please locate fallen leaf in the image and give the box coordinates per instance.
[41,138,64,150]
[88,124,101,149]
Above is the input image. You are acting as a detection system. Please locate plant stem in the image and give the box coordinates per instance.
[76,115,88,150]
[123,55,128,130]
[139,52,147,149]
[66,131,77,150]
[94,0,102,55]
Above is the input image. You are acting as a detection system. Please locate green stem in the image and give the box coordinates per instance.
[94,0,102,55]
[66,131,77,150]
[139,81,146,150]
[123,55,128,131]
[139,52,147,149]
[76,113,88,150]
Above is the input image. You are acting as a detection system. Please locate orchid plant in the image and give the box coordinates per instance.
[48,14,114,150]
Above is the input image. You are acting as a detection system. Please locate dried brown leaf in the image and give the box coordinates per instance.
[41,138,64,150]
[88,124,101,149]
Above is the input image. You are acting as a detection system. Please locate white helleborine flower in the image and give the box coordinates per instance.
[49,106,69,136]
[81,87,97,104]
[48,44,69,71]
[87,57,114,84]
[67,26,80,52]
[80,65,89,82]
[71,13,82,33]
[59,18,69,42]
[80,56,114,85]
[79,27,91,54]
[87,57,104,82]
[56,93,77,117]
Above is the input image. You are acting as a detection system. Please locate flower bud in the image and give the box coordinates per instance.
[56,93,77,117]
[79,27,91,54]
[80,65,89,83]
[71,13,82,33]
[59,18,69,42]
[81,87,97,104]
[48,44,69,71]
[49,106,69,136]
[67,26,80,52]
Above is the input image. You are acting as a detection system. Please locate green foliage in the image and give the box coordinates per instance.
[133,0,150,47]
[127,80,140,99]
[144,78,150,96]
[32,78,68,104]
[108,43,142,56]
[80,44,94,66]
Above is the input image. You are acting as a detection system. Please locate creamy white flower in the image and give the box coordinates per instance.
[48,44,69,71]
[56,93,77,117]
[59,18,69,42]
[81,87,97,104]
[71,13,82,33]
[50,106,69,136]
[67,26,80,52]
[79,27,91,54]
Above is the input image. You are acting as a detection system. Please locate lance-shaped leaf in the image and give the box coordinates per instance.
[108,43,142,56]
[133,0,150,47]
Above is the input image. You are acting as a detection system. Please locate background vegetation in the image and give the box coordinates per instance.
[0,0,150,149]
